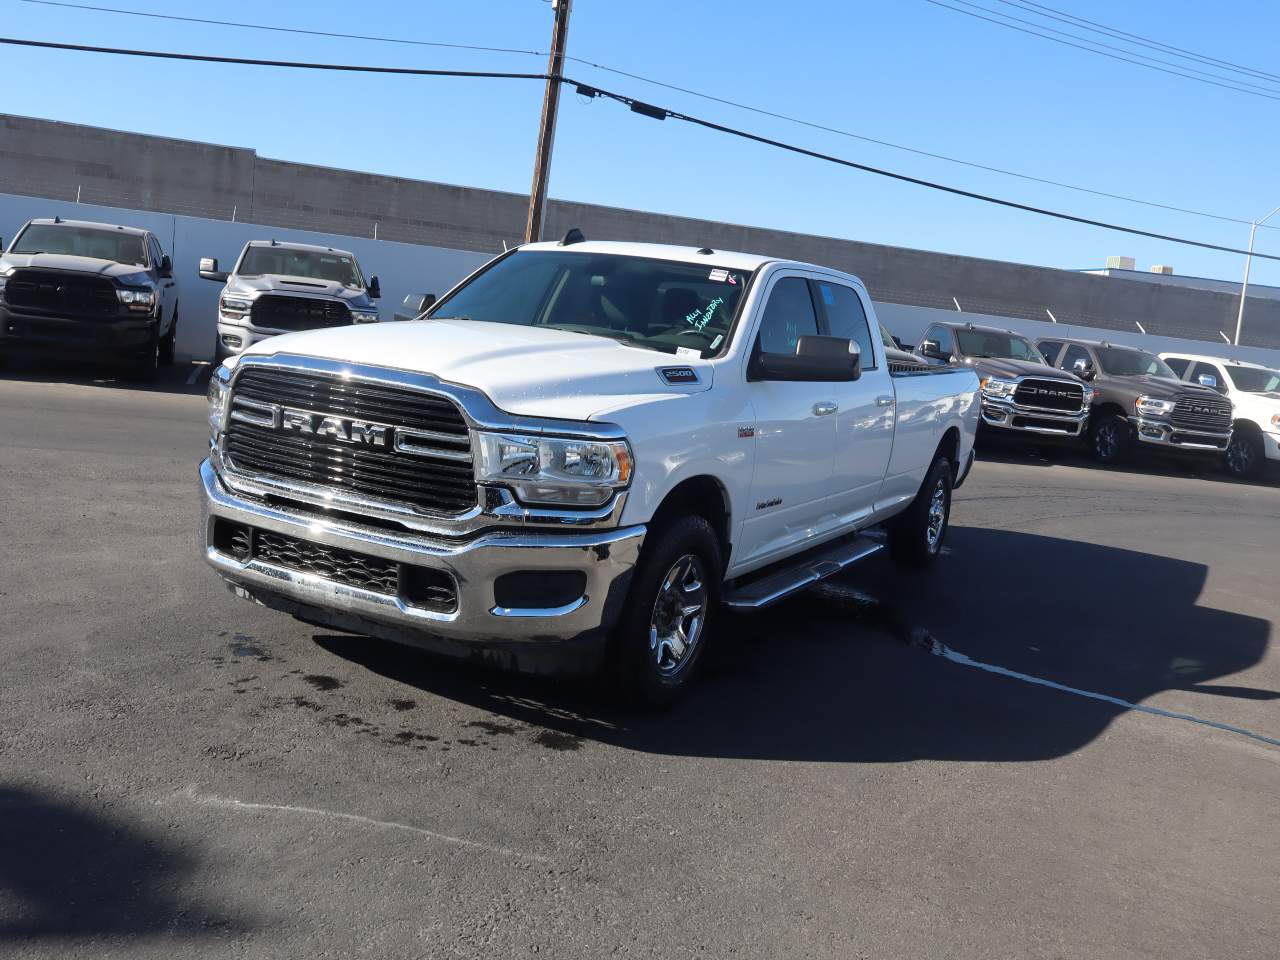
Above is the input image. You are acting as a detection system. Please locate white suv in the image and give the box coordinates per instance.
[1160,352,1280,478]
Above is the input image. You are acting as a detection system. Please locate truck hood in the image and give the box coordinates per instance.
[238,318,714,420]
[965,356,1078,381]
[1122,374,1216,399]
[0,252,147,280]
[225,273,373,306]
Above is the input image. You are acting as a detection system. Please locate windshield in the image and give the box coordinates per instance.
[428,251,752,357]
[1096,347,1176,378]
[11,223,147,266]
[955,328,1045,363]
[1227,364,1280,393]
[237,247,363,289]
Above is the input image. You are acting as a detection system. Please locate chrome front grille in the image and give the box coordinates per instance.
[223,366,478,515]
[1170,395,1232,433]
[1012,378,1085,413]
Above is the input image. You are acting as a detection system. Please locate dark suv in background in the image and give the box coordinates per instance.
[1037,337,1233,465]
[915,320,1091,443]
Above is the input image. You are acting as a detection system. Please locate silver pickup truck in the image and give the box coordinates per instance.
[199,240,382,362]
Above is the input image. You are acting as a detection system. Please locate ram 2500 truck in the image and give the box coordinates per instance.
[915,320,1092,442]
[1160,351,1280,479]
[0,217,178,378]
[1037,337,1233,465]
[200,239,980,704]
[199,240,382,362]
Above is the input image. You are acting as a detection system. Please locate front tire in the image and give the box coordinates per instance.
[1224,429,1264,479]
[127,332,160,382]
[159,307,177,366]
[889,456,952,567]
[611,514,721,708]
[1089,413,1130,465]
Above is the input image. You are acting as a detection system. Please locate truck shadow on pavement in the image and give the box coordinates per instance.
[315,526,1274,764]
[979,442,1279,489]
[0,356,209,396]
[0,785,246,943]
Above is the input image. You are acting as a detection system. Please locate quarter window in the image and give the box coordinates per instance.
[813,280,876,369]
[756,277,819,356]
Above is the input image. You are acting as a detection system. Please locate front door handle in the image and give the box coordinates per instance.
[813,401,838,417]
[877,395,895,407]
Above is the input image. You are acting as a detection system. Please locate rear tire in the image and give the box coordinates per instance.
[1089,413,1130,465]
[888,456,952,568]
[611,514,721,709]
[1224,429,1264,479]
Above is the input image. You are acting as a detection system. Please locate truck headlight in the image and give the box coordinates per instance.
[1271,414,1280,429]
[207,362,233,435]
[219,296,252,320]
[1081,385,1096,407]
[476,432,633,507]
[1136,395,1174,417]
[116,287,156,310]
[351,310,379,324]
[979,376,1018,399]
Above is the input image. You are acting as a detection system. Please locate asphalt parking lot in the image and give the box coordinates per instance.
[2,361,1277,960]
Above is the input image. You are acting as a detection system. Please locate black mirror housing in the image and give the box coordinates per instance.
[198,256,229,283]
[393,292,436,322]
[750,335,861,382]
[1072,358,1096,381]
[158,254,172,278]
[368,275,382,299]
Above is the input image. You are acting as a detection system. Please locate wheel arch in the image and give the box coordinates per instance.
[647,474,733,573]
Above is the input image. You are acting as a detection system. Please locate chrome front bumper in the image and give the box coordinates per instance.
[199,459,644,670]
[980,400,1088,436]
[1130,418,1231,451]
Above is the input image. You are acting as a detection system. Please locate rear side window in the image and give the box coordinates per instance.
[814,280,876,369]
[756,277,819,355]
[1164,357,1191,378]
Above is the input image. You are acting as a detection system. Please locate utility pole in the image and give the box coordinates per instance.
[1234,204,1280,346]
[524,0,572,245]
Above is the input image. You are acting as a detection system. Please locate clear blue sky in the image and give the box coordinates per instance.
[4,0,1279,286]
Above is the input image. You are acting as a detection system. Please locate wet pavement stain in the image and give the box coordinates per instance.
[532,730,583,752]
[289,696,324,712]
[467,719,520,736]
[303,674,343,692]
[229,634,275,661]
[389,698,417,712]
[321,712,367,728]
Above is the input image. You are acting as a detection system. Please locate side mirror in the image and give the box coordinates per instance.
[749,336,861,382]
[0,236,5,251]
[1072,358,1096,381]
[367,275,382,299]
[394,292,436,322]
[919,338,951,362]
[198,256,229,283]
[158,254,172,278]
[1197,373,1220,390]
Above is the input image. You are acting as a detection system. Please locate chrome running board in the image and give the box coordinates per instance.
[723,535,884,610]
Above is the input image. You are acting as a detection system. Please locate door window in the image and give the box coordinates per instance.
[756,277,819,356]
[813,280,876,370]
[1061,344,1093,373]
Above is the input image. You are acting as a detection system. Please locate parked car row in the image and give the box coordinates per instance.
[913,320,1279,480]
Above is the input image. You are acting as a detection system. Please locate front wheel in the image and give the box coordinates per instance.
[127,332,160,382]
[611,514,721,708]
[1224,429,1264,479]
[159,307,177,366]
[888,456,952,567]
[1089,413,1130,465]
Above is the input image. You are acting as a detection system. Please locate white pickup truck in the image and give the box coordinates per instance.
[200,239,979,704]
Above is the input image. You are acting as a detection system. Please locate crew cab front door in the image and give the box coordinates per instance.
[738,274,838,568]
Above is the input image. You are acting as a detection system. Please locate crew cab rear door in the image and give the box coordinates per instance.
[811,276,894,527]
[737,273,838,567]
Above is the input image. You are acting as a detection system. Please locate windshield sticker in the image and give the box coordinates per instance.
[676,346,702,359]
[685,296,724,331]
[820,285,835,306]
[709,269,728,282]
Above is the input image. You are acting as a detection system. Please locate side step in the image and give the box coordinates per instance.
[722,534,884,610]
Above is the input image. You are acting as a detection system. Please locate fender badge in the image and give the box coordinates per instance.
[738,426,756,438]
[660,366,699,385]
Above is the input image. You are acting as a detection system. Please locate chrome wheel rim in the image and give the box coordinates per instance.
[649,554,708,676]
[1226,436,1253,475]
[926,480,947,553]
[1096,421,1119,459]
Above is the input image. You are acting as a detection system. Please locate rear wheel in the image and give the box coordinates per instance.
[1089,413,1130,465]
[611,514,720,708]
[1224,429,1264,479]
[888,456,952,567]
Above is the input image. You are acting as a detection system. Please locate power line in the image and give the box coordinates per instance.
[2,33,1277,263]
[923,0,1280,102]
[991,0,1280,86]
[16,0,1271,230]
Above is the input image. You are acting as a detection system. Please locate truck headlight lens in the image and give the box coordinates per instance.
[219,296,251,318]
[207,362,233,435]
[476,433,633,507]
[979,376,1018,399]
[1136,395,1174,417]
[1271,414,1280,429]
[116,287,156,310]
[1081,385,1095,407]
[351,310,379,324]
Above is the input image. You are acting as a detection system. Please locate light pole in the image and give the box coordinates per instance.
[1233,204,1280,346]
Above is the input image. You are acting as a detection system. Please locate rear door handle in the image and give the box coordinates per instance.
[813,402,838,417]
[877,396,895,407]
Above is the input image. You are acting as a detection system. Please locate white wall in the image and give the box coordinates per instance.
[875,301,1280,370]
[1,192,491,360]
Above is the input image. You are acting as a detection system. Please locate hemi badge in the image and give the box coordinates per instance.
[660,366,699,385]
